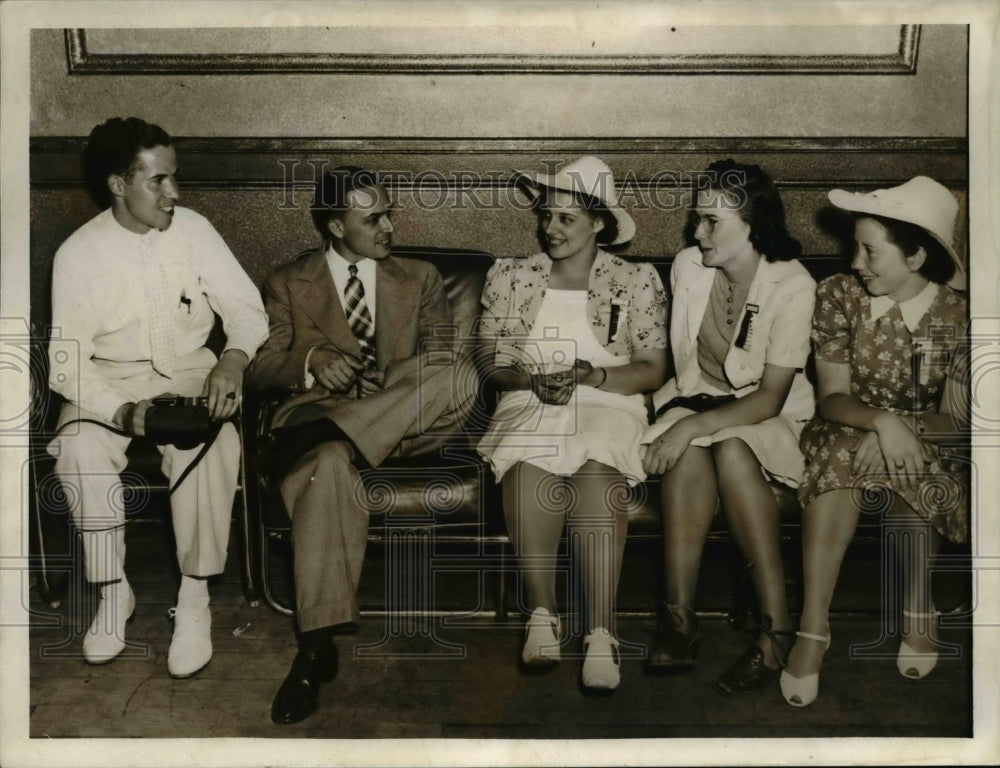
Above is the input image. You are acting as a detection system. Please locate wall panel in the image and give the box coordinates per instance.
[29,136,967,328]
[30,25,967,138]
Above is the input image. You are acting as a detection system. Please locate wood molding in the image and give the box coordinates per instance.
[29,135,968,190]
[30,135,967,154]
[65,26,921,76]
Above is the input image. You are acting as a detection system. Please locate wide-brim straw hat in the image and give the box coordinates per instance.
[513,156,636,246]
[828,176,965,289]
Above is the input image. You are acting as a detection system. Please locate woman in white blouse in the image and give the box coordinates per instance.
[476,156,668,691]
[642,160,815,696]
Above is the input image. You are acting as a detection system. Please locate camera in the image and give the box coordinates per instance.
[150,395,209,408]
[146,395,212,449]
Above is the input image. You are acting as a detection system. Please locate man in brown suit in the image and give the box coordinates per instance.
[247,166,478,724]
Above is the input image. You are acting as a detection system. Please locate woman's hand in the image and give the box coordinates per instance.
[873,412,932,491]
[642,415,700,475]
[529,367,577,405]
[851,430,887,477]
[572,358,596,385]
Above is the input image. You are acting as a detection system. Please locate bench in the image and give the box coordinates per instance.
[33,245,963,624]
[243,246,866,626]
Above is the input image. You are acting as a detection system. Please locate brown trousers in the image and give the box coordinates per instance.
[278,355,477,631]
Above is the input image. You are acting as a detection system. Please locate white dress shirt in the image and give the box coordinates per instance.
[48,206,269,422]
[302,245,378,387]
[325,243,377,319]
[651,246,816,424]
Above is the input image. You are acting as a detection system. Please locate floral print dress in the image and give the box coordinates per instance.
[798,274,968,543]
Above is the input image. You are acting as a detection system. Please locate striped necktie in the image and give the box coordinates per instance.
[138,234,176,377]
[344,264,376,370]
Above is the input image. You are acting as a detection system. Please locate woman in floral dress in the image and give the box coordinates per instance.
[781,176,969,707]
[476,156,668,691]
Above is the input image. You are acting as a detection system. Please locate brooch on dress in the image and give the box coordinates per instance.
[735,303,759,350]
[608,299,627,343]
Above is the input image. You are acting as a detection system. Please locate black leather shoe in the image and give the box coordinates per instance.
[645,603,700,671]
[713,616,794,696]
[271,645,339,724]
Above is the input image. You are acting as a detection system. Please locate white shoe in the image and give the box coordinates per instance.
[167,600,212,678]
[779,631,831,708]
[898,609,939,680]
[521,607,561,667]
[582,627,621,691]
[83,579,135,665]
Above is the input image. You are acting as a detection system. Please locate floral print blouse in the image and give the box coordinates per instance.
[478,250,668,360]
[812,274,967,415]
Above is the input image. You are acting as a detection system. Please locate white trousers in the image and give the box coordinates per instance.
[47,404,240,584]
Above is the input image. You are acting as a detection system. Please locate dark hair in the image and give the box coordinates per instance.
[534,186,619,246]
[83,117,172,209]
[310,166,381,238]
[861,214,957,286]
[694,159,802,262]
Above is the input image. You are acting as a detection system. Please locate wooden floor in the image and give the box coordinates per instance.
[28,521,973,740]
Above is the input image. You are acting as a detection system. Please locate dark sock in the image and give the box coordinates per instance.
[298,626,335,655]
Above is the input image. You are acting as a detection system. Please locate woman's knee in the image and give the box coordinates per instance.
[661,445,712,484]
[712,438,764,482]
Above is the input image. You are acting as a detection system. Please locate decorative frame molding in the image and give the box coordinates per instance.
[64,25,921,76]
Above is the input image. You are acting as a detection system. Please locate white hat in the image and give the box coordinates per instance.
[828,176,965,289]
[514,156,636,245]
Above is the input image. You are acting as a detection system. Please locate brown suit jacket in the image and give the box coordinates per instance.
[247,246,454,436]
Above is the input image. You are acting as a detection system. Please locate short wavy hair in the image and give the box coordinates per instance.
[694,159,802,262]
[310,165,382,238]
[862,213,957,286]
[83,117,172,209]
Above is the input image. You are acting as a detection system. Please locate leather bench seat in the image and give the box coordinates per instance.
[258,453,500,537]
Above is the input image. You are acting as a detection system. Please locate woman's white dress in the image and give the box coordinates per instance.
[477,289,649,486]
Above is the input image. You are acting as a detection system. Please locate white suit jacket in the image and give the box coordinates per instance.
[652,246,816,423]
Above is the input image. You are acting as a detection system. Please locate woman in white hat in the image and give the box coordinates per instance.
[476,156,668,691]
[780,176,968,708]
[641,160,816,696]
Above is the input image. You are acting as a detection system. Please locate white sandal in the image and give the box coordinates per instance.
[779,631,831,708]
[582,627,621,691]
[897,609,939,680]
[521,607,561,667]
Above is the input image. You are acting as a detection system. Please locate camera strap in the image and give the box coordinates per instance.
[53,418,225,495]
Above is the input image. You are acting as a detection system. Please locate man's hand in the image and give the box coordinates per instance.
[202,350,248,420]
[114,399,155,437]
[357,368,385,397]
[309,347,366,394]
